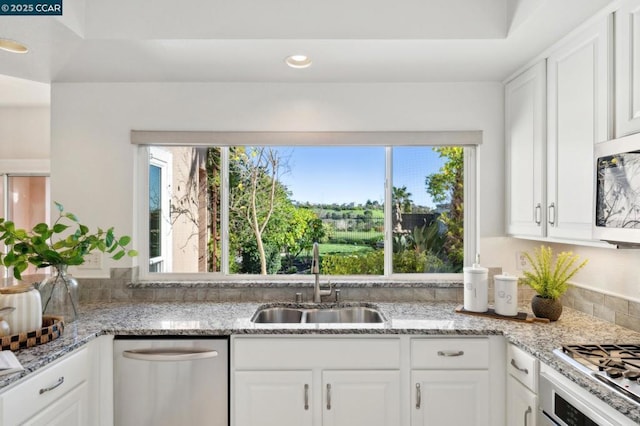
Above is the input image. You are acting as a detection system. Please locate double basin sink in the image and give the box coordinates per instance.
[251,304,385,324]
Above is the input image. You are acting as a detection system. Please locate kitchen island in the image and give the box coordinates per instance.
[1,301,639,424]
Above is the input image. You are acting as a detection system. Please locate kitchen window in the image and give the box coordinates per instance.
[133,131,479,280]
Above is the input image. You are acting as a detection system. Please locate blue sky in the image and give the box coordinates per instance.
[274,146,444,207]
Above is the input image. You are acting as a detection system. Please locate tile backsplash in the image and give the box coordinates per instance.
[561,286,640,333]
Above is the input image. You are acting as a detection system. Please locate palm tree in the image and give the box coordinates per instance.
[392,186,413,231]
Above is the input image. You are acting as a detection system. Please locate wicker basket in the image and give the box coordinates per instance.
[0,315,64,351]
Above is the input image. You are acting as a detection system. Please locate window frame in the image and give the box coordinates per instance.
[0,172,51,279]
[134,131,480,282]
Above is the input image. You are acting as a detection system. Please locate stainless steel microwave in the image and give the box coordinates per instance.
[594,132,640,247]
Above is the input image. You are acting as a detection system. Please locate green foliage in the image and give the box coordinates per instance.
[425,147,464,270]
[0,202,137,280]
[322,250,384,275]
[412,221,445,255]
[393,250,447,273]
[240,240,282,274]
[522,246,588,300]
[392,186,413,213]
[321,247,452,275]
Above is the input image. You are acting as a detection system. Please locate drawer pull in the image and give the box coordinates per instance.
[304,384,309,410]
[524,406,532,426]
[326,384,332,410]
[437,350,464,357]
[510,358,529,374]
[415,383,421,409]
[39,376,64,395]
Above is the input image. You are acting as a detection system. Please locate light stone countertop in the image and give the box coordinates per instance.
[1,301,639,423]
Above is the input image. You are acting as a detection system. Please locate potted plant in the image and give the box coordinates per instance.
[522,245,587,321]
[0,202,137,322]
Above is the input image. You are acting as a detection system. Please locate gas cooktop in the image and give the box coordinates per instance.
[555,344,640,405]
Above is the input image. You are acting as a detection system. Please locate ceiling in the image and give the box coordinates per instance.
[0,0,616,105]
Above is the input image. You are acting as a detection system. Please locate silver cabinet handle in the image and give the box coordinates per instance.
[123,348,218,361]
[510,358,529,375]
[39,376,64,394]
[535,203,542,225]
[304,384,309,410]
[524,406,532,426]
[437,350,464,357]
[326,384,331,410]
[415,383,421,409]
[548,202,556,225]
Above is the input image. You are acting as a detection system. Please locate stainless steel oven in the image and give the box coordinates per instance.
[539,364,636,426]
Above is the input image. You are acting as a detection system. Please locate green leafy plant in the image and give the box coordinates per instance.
[522,246,587,300]
[0,202,137,280]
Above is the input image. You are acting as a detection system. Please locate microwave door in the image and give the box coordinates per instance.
[594,134,640,246]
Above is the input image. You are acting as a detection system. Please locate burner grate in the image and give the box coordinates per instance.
[562,344,640,371]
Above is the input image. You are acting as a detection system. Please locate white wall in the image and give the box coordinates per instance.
[48,82,640,302]
[51,82,505,278]
[0,106,50,160]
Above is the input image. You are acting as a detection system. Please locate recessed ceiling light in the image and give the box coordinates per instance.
[0,38,29,54]
[285,55,312,69]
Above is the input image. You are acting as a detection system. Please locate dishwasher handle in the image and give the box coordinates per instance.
[122,348,219,362]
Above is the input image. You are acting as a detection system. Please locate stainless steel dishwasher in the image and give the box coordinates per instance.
[114,336,228,426]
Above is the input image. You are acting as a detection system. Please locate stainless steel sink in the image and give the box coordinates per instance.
[251,307,304,323]
[250,305,385,324]
[304,307,384,323]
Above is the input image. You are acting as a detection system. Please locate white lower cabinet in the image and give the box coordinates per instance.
[21,382,89,426]
[506,344,539,426]
[232,335,504,426]
[0,346,90,426]
[411,370,489,426]
[410,338,494,426]
[232,336,402,426]
[507,376,537,426]
[0,335,113,426]
[322,370,400,426]
[234,370,313,426]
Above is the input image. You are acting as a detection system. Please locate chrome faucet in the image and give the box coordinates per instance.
[311,242,331,302]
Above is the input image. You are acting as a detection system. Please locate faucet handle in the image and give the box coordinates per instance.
[334,289,341,303]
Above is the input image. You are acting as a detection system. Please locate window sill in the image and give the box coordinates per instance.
[128,278,463,289]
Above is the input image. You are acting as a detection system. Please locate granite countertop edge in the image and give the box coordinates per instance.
[1,301,639,423]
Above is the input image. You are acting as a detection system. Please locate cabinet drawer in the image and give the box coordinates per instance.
[411,338,489,369]
[2,347,89,426]
[507,344,538,392]
[234,337,401,370]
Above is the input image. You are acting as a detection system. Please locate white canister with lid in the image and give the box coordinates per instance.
[494,273,519,316]
[463,261,488,312]
[0,284,43,335]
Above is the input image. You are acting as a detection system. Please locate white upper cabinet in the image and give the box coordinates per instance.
[546,14,612,241]
[506,12,612,244]
[505,61,547,238]
[616,0,640,137]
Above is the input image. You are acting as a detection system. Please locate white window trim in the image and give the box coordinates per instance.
[135,132,481,282]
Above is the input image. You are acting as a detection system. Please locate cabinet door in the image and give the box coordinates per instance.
[616,0,640,137]
[322,370,401,426]
[506,376,537,426]
[411,370,489,426]
[505,61,547,237]
[547,15,611,240]
[233,371,313,426]
[22,382,89,426]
